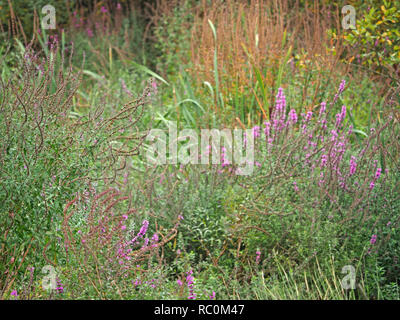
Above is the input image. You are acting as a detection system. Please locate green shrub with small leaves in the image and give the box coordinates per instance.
[343,0,400,78]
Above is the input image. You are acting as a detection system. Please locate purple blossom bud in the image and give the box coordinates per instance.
[289,109,298,124]
[319,102,326,116]
[370,181,375,190]
[252,126,261,138]
[349,156,357,175]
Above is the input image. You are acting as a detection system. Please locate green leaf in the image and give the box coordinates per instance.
[130,61,169,86]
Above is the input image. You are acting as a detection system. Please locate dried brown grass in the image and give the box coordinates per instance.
[190,0,347,94]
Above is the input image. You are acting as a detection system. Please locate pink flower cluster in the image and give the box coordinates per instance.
[115,219,158,266]
[256,86,385,196]
[256,250,261,264]
[333,79,346,104]
[186,270,196,299]
[271,88,287,131]
[369,167,382,190]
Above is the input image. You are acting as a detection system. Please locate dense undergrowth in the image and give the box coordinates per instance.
[1,0,400,300]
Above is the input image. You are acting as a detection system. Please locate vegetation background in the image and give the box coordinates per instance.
[0,0,399,300]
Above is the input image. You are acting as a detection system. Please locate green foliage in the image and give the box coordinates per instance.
[1,0,400,300]
[153,0,195,79]
[343,0,400,76]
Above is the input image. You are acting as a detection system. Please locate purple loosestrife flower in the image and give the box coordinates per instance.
[289,109,298,124]
[186,270,196,299]
[256,250,261,264]
[221,161,229,169]
[272,88,287,131]
[349,156,357,175]
[330,129,338,141]
[86,28,94,38]
[177,279,183,286]
[152,81,158,93]
[302,111,313,131]
[335,106,347,128]
[221,146,230,168]
[370,234,377,245]
[56,279,64,294]
[210,291,216,300]
[348,125,353,135]
[101,6,108,13]
[338,80,346,93]
[375,168,382,179]
[341,105,346,118]
[11,290,18,297]
[152,233,159,242]
[140,220,149,235]
[319,172,325,186]
[129,219,149,246]
[305,111,313,122]
[320,119,327,131]
[264,121,272,144]
[333,80,346,104]
[151,233,159,247]
[320,154,328,167]
[205,145,211,156]
[293,181,299,192]
[319,102,326,116]
[370,181,375,190]
[275,88,285,113]
[252,126,261,139]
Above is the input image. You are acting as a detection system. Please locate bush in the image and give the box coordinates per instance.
[342,0,400,79]
[0,42,154,296]
[226,85,400,298]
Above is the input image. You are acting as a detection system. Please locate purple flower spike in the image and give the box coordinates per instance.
[349,156,357,175]
[375,168,382,179]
